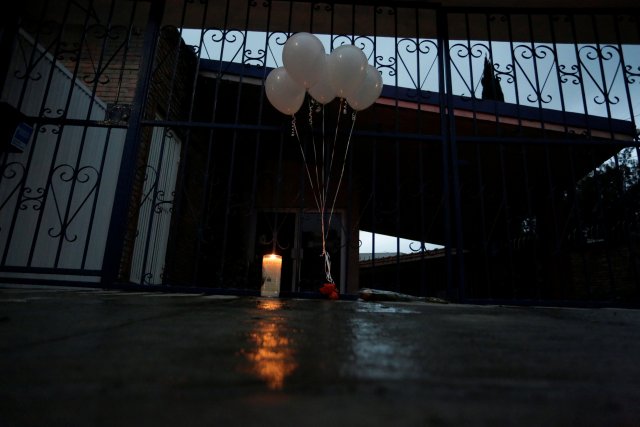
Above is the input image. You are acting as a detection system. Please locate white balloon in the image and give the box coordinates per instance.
[265,67,305,115]
[346,64,383,111]
[327,44,367,98]
[308,55,336,105]
[282,32,326,89]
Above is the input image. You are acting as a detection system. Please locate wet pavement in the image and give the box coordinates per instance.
[1,284,640,426]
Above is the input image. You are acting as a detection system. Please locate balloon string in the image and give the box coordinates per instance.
[321,105,327,210]
[309,99,322,207]
[321,98,343,274]
[292,115,322,213]
[321,202,327,264]
[322,105,355,287]
[326,111,357,240]
[293,100,353,289]
[321,103,326,206]
[324,98,343,207]
[321,104,328,262]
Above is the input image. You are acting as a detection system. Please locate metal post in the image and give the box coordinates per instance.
[102,0,166,286]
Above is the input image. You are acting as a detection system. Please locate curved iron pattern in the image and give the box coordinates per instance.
[142,272,153,285]
[134,126,181,285]
[409,241,432,253]
[398,38,439,101]
[313,3,333,12]
[183,25,441,104]
[448,37,639,115]
[375,51,397,79]
[130,164,161,285]
[259,230,289,251]
[243,45,267,67]
[204,28,250,68]
[409,241,423,253]
[266,32,288,67]
[152,189,175,214]
[353,35,376,63]
[139,164,159,209]
[11,18,136,122]
[81,23,133,85]
[578,44,622,106]
[513,44,556,104]
[375,6,396,16]
[183,26,445,102]
[56,41,81,63]
[0,161,31,241]
[331,34,357,50]
[557,63,581,86]
[43,108,67,119]
[19,187,44,212]
[0,163,28,223]
[449,42,491,100]
[48,164,99,243]
[182,17,639,120]
[133,128,178,277]
[625,64,640,85]
[136,157,176,215]
[13,21,62,82]
[185,27,287,68]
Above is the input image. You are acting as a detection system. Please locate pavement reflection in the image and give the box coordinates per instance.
[240,299,298,390]
[345,302,422,380]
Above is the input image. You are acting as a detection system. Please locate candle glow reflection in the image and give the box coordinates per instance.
[240,299,297,390]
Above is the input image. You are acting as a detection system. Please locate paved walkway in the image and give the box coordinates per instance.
[1,284,639,426]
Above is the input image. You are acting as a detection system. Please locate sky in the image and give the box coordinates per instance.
[358,231,443,254]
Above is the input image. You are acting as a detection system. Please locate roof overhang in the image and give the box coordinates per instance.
[199,59,638,141]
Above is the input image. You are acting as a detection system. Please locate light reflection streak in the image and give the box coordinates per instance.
[258,299,283,311]
[240,299,298,390]
[345,305,420,380]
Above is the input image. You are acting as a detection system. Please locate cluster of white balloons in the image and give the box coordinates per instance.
[265,32,384,115]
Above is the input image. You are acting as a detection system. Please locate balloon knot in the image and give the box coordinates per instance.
[319,283,339,300]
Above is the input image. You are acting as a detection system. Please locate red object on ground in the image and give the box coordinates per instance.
[319,283,339,300]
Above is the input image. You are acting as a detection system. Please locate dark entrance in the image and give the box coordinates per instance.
[254,211,344,295]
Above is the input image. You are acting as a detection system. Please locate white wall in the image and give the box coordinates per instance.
[0,31,126,281]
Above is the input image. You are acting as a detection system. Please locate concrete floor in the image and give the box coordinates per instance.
[1,284,639,426]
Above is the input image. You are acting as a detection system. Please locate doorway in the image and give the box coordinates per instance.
[254,210,345,295]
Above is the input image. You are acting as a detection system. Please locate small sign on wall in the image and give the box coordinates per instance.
[10,122,33,152]
[1,101,32,154]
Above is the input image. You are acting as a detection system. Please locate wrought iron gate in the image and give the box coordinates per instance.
[1,0,639,305]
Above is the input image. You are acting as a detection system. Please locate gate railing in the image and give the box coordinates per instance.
[1,0,638,305]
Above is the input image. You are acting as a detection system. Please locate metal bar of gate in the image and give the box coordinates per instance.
[102,0,166,286]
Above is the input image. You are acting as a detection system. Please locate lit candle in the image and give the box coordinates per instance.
[261,254,282,297]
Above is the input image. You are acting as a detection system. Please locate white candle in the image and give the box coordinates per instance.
[261,254,282,297]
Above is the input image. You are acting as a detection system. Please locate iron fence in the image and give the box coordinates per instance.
[1,0,639,305]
